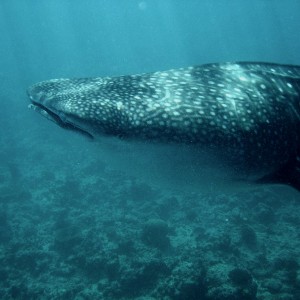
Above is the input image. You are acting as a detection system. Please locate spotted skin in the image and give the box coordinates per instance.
[27,62,300,190]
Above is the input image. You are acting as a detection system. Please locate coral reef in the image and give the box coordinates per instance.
[0,143,300,299]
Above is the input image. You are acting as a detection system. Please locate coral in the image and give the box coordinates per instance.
[141,219,171,250]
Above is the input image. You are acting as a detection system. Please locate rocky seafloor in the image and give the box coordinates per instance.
[1,135,300,300]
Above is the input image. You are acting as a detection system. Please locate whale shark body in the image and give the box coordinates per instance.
[27,62,300,191]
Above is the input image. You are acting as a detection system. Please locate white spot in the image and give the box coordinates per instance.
[160,72,168,77]
[116,102,123,110]
[287,83,293,88]
[260,84,266,89]
[239,76,247,82]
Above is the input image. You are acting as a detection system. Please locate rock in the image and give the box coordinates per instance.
[141,219,171,250]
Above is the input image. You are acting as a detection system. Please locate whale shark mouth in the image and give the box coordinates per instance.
[28,100,94,139]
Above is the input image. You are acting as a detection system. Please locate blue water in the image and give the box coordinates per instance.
[1,1,300,299]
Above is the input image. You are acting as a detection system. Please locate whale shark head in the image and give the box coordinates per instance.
[27,77,131,139]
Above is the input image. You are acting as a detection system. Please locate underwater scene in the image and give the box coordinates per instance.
[1,1,300,299]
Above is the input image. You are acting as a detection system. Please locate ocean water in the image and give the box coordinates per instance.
[1,1,300,299]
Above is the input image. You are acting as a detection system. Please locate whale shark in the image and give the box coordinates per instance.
[27,62,300,191]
